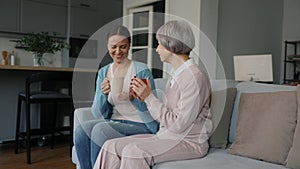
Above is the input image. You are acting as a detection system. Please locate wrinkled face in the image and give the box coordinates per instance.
[156,41,172,62]
[107,35,130,64]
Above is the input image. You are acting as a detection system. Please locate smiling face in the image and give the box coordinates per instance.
[156,41,172,62]
[107,35,130,64]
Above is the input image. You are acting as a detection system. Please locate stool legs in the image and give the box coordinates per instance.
[50,103,58,149]
[26,99,31,164]
[14,98,72,164]
[14,96,32,164]
[14,96,22,154]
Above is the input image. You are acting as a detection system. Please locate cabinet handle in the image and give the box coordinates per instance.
[80,3,90,7]
[80,34,90,38]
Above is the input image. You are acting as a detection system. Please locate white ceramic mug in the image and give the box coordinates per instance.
[110,77,124,93]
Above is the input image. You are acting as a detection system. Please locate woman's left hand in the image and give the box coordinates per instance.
[130,77,152,101]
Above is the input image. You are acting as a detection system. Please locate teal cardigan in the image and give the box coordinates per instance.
[91,61,159,134]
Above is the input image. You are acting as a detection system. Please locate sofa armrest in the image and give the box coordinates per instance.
[73,107,95,142]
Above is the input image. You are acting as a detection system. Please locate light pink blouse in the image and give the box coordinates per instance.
[145,63,212,145]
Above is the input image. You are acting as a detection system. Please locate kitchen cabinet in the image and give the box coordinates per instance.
[71,0,98,10]
[21,0,68,37]
[70,0,100,38]
[0,0,121,38]
[25,0,67,6]
[70,7,99,38]
[0,0,19,32]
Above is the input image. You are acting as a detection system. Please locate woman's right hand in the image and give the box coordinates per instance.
[130,77,152,101]
[101,77,111,94]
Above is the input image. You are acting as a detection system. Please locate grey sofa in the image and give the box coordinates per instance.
[72,79,296,169]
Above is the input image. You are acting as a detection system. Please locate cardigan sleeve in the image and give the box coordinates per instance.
[91,65,113,119]
[131,61,159,134]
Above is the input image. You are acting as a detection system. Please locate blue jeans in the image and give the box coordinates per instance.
[74,119,151,169]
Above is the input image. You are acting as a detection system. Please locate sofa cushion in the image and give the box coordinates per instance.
[228,91,297,165]
[153,148,288,169]
[286,85,300,168]
[229,82,297,143]
[209,88,236,148]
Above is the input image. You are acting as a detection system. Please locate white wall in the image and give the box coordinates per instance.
[164,0,201,78]
[160,0,193,78]
[165,0,221,80]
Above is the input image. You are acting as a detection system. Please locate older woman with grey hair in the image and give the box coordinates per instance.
[93,20,212,169]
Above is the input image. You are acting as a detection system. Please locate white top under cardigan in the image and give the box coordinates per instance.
[108,62,142,122]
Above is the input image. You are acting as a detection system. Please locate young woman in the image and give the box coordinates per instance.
[93,20,212,169]
[74,26,159,169]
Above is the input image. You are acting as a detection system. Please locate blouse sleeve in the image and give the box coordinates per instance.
[145,71,211,134]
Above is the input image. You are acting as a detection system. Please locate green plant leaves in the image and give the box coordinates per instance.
[15,32,69,55]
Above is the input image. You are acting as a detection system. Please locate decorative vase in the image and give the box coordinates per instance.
[33,53,44,66]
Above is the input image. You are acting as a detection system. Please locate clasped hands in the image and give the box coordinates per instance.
[101,77,152,101]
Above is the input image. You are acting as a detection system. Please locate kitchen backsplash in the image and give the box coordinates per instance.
[0,36,68,67]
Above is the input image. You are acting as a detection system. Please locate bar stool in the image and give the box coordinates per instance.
[14,72,73,164]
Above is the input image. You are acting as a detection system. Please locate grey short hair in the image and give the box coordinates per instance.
[156,20,195,55]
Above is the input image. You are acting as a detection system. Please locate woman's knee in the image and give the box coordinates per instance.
[122,143,147,158]
[74,125,86,144]
[91,122,123,145]
[75,120,100,144]
[91,123,110,146]
[100,139,118,154]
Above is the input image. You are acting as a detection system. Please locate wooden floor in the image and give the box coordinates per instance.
[0,139,76,169]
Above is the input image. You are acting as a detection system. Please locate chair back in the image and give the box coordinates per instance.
[25,72,73,97]
[26,72,73,84]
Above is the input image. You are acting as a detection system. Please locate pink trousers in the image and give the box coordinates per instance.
[93,134,208,169]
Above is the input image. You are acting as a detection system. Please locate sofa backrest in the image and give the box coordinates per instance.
[154,78,167,102]
[210,79,238,91]
[154,78,240,148]
[154,79,298,150]
[229,81,297,143]
[208,79,238,148]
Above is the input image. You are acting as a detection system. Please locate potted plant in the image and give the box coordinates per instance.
[16,32,69,66]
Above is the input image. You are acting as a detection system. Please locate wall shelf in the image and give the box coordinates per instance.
[283,40,300,84]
